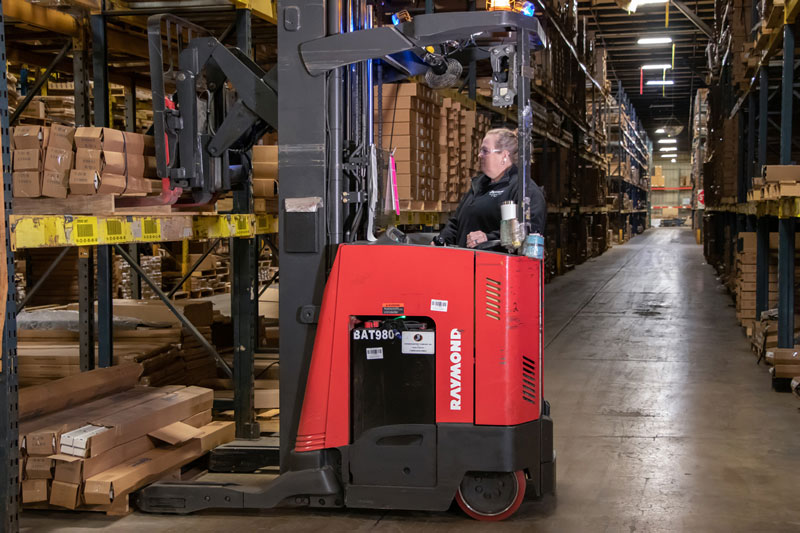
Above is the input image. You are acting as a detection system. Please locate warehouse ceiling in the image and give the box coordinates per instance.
[385,0,714,155]
[576,0,713,149]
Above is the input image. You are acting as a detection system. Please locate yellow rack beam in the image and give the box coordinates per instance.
[231,0,277,23]
[9,214,279,250]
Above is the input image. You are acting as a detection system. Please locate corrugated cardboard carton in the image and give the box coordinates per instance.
[13,149,42,171]
[69,170,100,195]
[42,169,70,199]
[12,171,42,197]
[25,457,54,479]
[83,421,234,505]
[48,124,76,151]
[49,480,80,509]
[253,179,278,198]
[22,479,50,503]
[13,125,49,149]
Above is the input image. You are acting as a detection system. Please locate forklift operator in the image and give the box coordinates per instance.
[435,128,546,249]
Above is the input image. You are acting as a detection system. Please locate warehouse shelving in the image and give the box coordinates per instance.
[703,0,798,368]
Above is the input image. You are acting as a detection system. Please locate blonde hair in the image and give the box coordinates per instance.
[484,128,518,161]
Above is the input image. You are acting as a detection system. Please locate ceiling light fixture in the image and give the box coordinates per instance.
[655,128,666,134]
[661,153,679,158]
[641,64,672,70]
[671,158,677,163]
[646,80,674,86]
[660,147,677,152]
[638,37,672,45]
[658,139,677,144]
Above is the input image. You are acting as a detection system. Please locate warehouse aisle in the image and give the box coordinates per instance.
[22,228,800,532]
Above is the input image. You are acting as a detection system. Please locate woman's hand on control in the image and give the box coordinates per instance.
[466,231,487,248]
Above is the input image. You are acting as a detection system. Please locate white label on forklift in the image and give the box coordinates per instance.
[366,347,384,360]
[430,299,448,312]
[401,331,435,354]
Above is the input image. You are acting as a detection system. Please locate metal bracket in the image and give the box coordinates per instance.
[490,44,517,108]
[342,191,367,204]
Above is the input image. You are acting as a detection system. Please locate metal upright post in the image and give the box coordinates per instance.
[758,68,768,173]
[755,67,770,319]
[92,13,114,367]
[777,23,796,348]
[0,7,21,529]
[516,27,531,228]
[232,7,259,440]
[279,0,329,472]
[746,93,755,188]
[756,216,769,316]
[74,26,94,372]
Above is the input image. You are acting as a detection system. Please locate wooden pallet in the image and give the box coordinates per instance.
[13,196,173,216]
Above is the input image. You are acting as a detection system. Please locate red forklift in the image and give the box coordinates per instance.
[137,4,554,521]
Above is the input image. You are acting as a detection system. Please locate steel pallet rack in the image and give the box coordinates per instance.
[1,2,281,528]
[607,82,652,241]
[704,0,799,367]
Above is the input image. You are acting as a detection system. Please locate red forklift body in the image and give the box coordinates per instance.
[297,243,543,451]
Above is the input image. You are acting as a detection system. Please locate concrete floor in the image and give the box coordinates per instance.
[22,227,800,532]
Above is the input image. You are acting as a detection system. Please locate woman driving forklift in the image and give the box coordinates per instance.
[434,128,546,249]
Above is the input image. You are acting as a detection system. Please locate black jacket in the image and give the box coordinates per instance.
[437,165,546,248]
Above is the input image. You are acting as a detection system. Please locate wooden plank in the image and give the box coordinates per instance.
[214,389,279,409]
[12,196,174,216]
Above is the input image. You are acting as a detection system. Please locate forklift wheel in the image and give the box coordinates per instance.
[455,470,526,521]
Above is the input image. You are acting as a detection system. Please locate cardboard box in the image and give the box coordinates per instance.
[69,170,100,195]
[83,421,234,505]
[21,386,184,456]
[13,149,42,171]
[253,161,277,180]
[12,171,42,198]
[59,386,213,458]
[74,148,103,172]
[20,364,142,421]
[253,178,278,198]
[41,169,70,199]
[52,409,212,485]
[122,131,145,155]
[22,479,50,503]
[97,173,127,195]
[49,480,80,509]
[25,457,54,479]
[48,124,76,151]
[74,127,126,152]
[13,125,49,149]
[44,147,73,175]
[764,165,800,183]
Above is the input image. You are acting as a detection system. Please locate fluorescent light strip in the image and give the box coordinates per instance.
[638,37,672,45]
[661,153,678,158]
[658,139,677,144]
[646,80,674,86]
[641,64,672,70]
[655,128,666,134]
[659,147,677,152]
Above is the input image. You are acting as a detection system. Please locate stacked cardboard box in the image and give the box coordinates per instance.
[252,144,279,202]
[19,367,232,512]
[72,127,157,196]
[736,233,758,324]
[652,165,664,188]
[440,97,463,202]
[12,125,72,198]
[377,83,437,202]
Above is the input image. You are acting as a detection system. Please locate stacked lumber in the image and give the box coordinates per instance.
[19,366,233,514]
[17,325,182,387]
[201,378,280,435]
